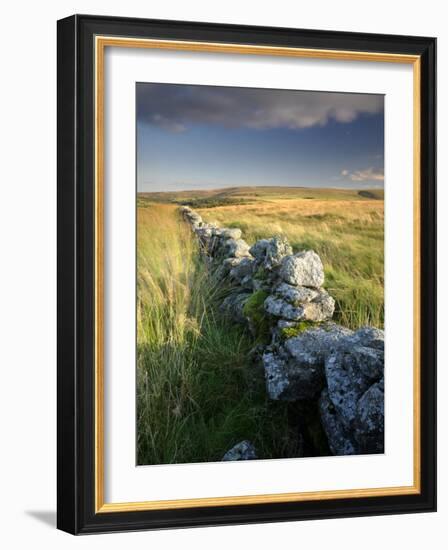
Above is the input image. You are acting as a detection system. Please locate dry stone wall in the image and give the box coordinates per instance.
[181,206,384,457]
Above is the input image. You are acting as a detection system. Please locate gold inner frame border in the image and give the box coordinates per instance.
[94,36,421,513]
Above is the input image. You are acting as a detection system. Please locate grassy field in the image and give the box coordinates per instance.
[140,186,384,329]
[137,187,384,464]
[137,203,298,465]
[193,187,384,329]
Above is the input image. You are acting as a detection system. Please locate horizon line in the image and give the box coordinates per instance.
[137,184,384,194]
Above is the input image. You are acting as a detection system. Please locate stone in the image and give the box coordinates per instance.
[220,291,251,323]
[264,237,293,270]
[274,282,319,305]
[250,237,293,271]
[214,257,242,280]
[229,257,255,282]
[249,239,270,260]
[318,330,384,456]
[220,227,243,240]
[350,345,384,382]
[224,238,251,258]
[269,285,334,322]
[195,226,214,239]
[324,351,372,429]
[223,257,244,269]
[354,379,384,453]
[284,323,353,365]
[319,389,357,455]
[240,275,254,290]
[263,323,353,402]
[277,320,298,330]
[263,347,325,401]
[187,212,202,224]
[280,250,325,287]
[252,278,270,292]
[262,351,289,400]
[349,326,384,351]
[264,295,305,321]
[222,440,257,461]
[301,290,335,322]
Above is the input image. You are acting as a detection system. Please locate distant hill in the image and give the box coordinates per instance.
[138,186,384,208]
[357,190,384,200]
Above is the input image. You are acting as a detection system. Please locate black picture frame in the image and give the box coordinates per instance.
[57,14,436,534]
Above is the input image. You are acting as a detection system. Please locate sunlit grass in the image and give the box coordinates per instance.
[137,192,384,465]
[137,204,295,465]
[198,198,384,329]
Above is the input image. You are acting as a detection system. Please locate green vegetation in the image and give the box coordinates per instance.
[253,265,269,281]
[138,185,384,206]
[188,186,384,329]
[137,186,384,464]
[178,197,253,209]
[137,204,297,465]
[280,320,321,340]
[242,290,270,341]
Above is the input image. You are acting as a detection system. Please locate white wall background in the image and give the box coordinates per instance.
[0,1,444,547]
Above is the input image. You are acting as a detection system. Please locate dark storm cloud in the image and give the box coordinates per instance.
[136,83,384,132]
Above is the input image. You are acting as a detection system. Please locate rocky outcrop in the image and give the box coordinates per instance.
[180,205,384,457]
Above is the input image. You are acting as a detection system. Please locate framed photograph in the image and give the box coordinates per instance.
[57,14,436,534]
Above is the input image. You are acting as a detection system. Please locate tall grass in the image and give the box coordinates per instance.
[198,198,384,329]
[137,204,296,465]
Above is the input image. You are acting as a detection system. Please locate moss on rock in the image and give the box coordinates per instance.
[253,266,269,281]
[280,320,322,340]
[243,290,270,341]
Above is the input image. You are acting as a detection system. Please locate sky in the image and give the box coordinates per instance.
[136,83,384,192]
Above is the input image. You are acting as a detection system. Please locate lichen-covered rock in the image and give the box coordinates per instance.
[250,237,293,271]
[230,257,255,283]
[302,290,335,322]
[354,378,384,453]
[264,289,334,323]
[263,347,325,401]
[222,440,257,461]
[320,376,384,456]
[280,250,325,287]
[274,282,319,305]
[224,238,252,258]
[319,389,357,455]
[220,227,243,240]
[262,351,289,400]
[264,295,304,321]
[214,257,242,280]
[320,333,384,455]
[195,225,214,240]
[186,212,203,225]
[349,326,384,351]
[263,323,352,401]
[324,337,384,424]
[325,351,372,428]
[284,323,353,365]
[249,239,270,260]
[349,345,384,382]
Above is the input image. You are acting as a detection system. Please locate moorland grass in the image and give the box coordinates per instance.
[197,196,384,329]
[137,204,297,465]
[137,189,384,465]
